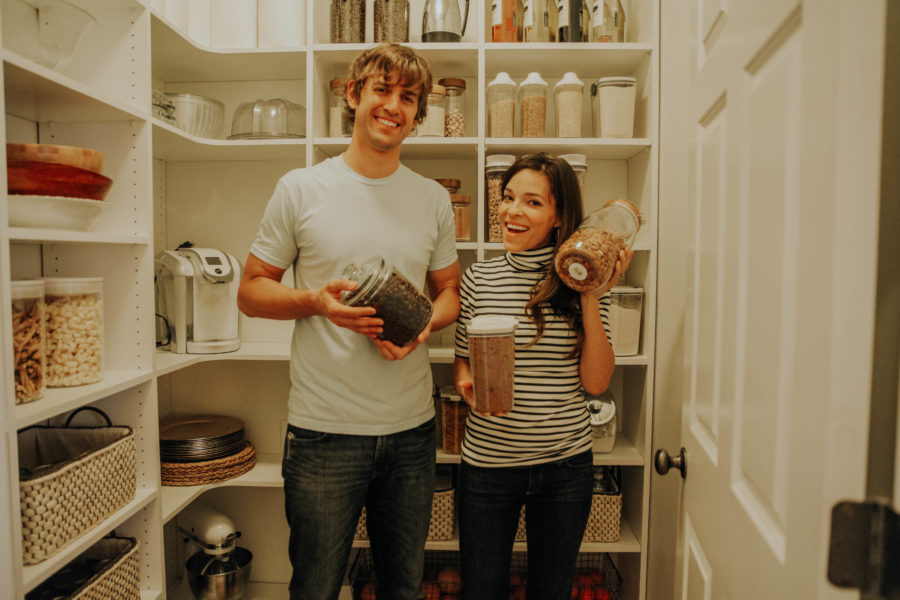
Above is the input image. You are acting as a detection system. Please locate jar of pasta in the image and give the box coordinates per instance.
[11,280,45,404]
[44,277,104,387]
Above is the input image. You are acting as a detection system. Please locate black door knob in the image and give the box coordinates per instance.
[654,447,686,478]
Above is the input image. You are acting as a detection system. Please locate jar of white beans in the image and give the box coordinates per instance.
[44,277,104,387]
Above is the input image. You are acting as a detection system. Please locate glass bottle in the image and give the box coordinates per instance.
[331,0,365,43]
[555,0,583,42]
[518,72,547,137]
[554,199,641,291]
[553,71,584,137]
[329,78,352,138]
[418,84,447,137]
[523,0,551,42]
[492,0,517,42]
[590,0,624,42]
[439,77,467,137]
[374,0,409,42]
[487,72,517,137]
[11,280,45,404]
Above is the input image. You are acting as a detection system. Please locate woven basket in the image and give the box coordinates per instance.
[515,489,622,543]
[27,537,141,600]
[18,407,136,565]
[160,441,256,486]
[355,488,455,541]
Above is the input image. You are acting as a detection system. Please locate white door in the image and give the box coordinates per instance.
[654,0,890,598]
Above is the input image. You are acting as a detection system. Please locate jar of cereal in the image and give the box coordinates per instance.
[439,77,466,137]
[487,72,517,137]
[466,315,519,413]
[553,71,584,137]
[485,154,515,242]
[11,280,45,404]
[418,84,447,137]
[44,277,104,387]
[519,72,548,138]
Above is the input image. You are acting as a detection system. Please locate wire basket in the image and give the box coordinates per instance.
[350,549,459,600]
[509,551,623,599]
[167,93,224,138]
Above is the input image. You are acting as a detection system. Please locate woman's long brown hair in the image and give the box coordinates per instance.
[500,153,586,355]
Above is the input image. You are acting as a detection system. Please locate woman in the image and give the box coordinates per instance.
[453,153,632,600]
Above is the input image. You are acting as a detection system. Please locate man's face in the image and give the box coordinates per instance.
[347,75,421,152]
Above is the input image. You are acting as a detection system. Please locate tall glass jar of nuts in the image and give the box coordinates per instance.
[518,72,547,137]
[555,199,641,291]
[485,154,515,242]
[44,277,104,387]
[439,77,466,137]
[554,71,584,137]
[374,0,409,42]
[487,72,517,137]
[11,280,45,404]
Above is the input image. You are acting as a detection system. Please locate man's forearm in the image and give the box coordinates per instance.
[238,277,323,320]
[428,285,461,332]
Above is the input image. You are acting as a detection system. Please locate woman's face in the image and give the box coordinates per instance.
[499,168,560,252]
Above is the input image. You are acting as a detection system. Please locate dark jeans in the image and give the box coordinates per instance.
[457,451,594,600]
[282,419,436,600]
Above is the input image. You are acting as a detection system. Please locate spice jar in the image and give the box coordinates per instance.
[467,315,519,413]
[519,72,548,137]
[554,71,584,137]
[439,77,466,137]
[418,84,446,137]
[329,78,352,138]
[11,280,45,404]
[340,256,433,346]
[492,0,517,42]
[440,386,469,454]
[523,0,551,42]
[555,0,584,42]
[330,0,365,43]
[589,0,624,41]
[588,391,616,453]
[486,154,515,242]
[591,76,636,138]
[609,286,643,355]
[450,194,471,241]
[374,0,409,42]
[487,72,517,137]
[559,153,587,197]
[44,277,104,388]
[555,199,641,291]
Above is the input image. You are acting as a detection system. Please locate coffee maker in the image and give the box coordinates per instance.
[156,247,241,354]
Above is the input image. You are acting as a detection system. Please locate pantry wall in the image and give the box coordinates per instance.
[1,0,659,598]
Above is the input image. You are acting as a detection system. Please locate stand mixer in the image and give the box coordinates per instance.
[179,502,252,600]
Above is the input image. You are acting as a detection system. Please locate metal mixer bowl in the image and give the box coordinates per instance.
[186,546,252,600]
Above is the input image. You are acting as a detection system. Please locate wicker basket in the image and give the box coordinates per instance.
[167,93,224,138]
[26,537,141,600]
[160,441,256,486]
[355,487,455,542]
[18,407,136,565]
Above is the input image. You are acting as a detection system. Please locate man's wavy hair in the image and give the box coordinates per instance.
[345,43,433,126]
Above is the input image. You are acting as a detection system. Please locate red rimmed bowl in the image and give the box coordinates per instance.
[7,161,113,200]
[7,143,104,174]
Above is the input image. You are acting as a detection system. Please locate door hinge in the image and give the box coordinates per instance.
[827,500,900,598]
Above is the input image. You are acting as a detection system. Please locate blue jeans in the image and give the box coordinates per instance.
[457,451,594,600]
[282,419,436,600]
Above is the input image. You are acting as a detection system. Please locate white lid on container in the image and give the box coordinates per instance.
[559,153,587,168]
[587,396,616,426]
[611,286,644,295]
[11,279,44,299]
[554,72,584,91]
[487,71,517,89]
[486,154,516,168]
[467,314,519,336]
[519,72,548,88]
[44,276,104,295]
[597,76,637,87]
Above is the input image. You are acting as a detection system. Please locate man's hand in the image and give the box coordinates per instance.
[370,320,433,361]
[320,279,383,336]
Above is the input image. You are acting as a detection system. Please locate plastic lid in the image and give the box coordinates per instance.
[554,72,584,91]
[449,193,471,205]
[559,153,587,168]
[44,276,103,296]
[438,77,466,90]
[429,84,447,97]
[520,72,548,87]
[487,72,516,89]
[587,397,616,426]
[597,76,636,87]
[11,279,44,299]
[467,314,519,336]
[486,154,516,168]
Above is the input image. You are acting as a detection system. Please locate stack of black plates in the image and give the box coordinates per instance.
[159,415,247,463]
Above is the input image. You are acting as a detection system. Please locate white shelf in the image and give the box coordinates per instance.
[7,228,150,245]
[484,43,652,76]
[485,138,652,159]
[314,43,479,77]
[152,120,307,162]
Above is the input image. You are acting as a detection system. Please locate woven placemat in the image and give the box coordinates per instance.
[161,441,256,486]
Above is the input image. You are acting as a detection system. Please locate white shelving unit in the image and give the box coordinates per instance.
[2,1,658,598]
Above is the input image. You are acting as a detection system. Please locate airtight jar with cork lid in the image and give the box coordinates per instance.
[418,84,447,137]
[439,77,466,137]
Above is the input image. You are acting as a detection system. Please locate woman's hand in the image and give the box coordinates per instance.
[585,248,634,299]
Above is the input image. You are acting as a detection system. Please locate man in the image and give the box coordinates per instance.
[237,43,460,600]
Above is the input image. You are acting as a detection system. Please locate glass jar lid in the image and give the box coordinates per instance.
[429,84,447,99]
[449,193,471,205]
[486,154,516,169]
[339,256,392,306]
[467,314,519,336]
[438,77,466,90]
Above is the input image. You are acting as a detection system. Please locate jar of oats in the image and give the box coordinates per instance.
[467,315,519,413]
[519,72,548,138]
[485,154,515,242]
[439,77,466,137]
[487,72,517,137]
[559,153,587,197]
[44,277,104,388]
[555,199,641,292]
[418,84,447,137]
[11,280,45,404]
[554,71,584,137]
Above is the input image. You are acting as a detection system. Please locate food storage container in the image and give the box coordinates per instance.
[329,78,352,138]
[487,72,517,137]
[591,76,636,138]
[467,315,518,413]
[587,391,616,452]
[330,0,365,43]
[418,84,447,137]
[44,277,104,387]
[523,0,551,42]
[374,0,409,42]
[440,386,469,453]
[555,0,584,42]
[492,0,517,41]
[439,77,467,137]
[519,72,548,138]
[340,257,433,347]
[589,0,624,41]
[11,280,45,404]
[555,199,641,292]
[435,178,461,194]
[554,71,584,137]
[559,153,587,197]
[450,194,472,241]
[228,98,306,139]
[485,154,515,242]
[609,286,643,355]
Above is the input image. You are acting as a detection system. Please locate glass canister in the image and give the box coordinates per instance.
[523,0,551,42]
[340,256,433,347]
[555,199,641,292]
[330,0,365,43]
[587,391,616,453]
[591,76,636,138]
[555,0,584,42]
[418,84,447,137]
[374,0,409,42]
[487,72,517,137]
[559,153,587,197]
[519,72,548,138]
[11,280,45,404]
[485,154,515,242]
[450,193,472,241]
[589,0,624,41]
[492,0,517,42]
[440,385,469,453]
[467,315,519,413]
[609,285,643,355]
[44,277,104,387]
[439,77,467,137]
[554,71,584,137]
[329,78,352,138]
